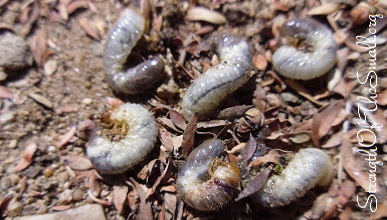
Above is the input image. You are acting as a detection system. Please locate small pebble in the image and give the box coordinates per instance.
[47,145,57,153]
[58,189,73,205]
[0,176,12,190]
[9,139,18,148]
[72,188,85,201]
[43,60,58,76]
[82,98,93,105]
[8,201,23,217]
[23,166,41,178]
[43,167,55,177]
[0,31,32,76]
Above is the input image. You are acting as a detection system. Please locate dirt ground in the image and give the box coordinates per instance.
[0,0,387,219]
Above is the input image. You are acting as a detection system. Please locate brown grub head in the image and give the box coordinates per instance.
[95,107,130,142]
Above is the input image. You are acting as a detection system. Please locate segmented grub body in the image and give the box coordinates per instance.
[176,139,241,211]
[253,148,333,207]
[272,18,337,80]
[103,8,165,94]
[182,33,253,120]
[86,103,157,174]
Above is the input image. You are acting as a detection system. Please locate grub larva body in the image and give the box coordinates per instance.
[252,148,333,207]
[272,18,337,80]
[176,139,241,211]
[182,33,253,120]
[86,103,157,174]
[103,8,165,94]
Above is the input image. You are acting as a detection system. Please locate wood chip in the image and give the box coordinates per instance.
[307,3,341,15]
[29,93,53,108]
[186,7,227,25]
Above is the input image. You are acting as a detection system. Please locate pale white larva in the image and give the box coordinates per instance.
[182,33,253,120]
[252,148,333,207]
[176,139,241,211]
[86,103,157,174]
[272,18,337,80]
[103,8,165,94]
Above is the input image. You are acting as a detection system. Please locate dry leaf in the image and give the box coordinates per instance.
[371,203,387,220]
[253,54,268,70]
[169,110,186,130]
[284,79,326,106]
[160,185,176,193]
[341,134,377,192]
[67,0,88,14]
[311,100,345,147]
[62,155,93,171]
[378,89,387,106]
[226,142,246,154]
[197,119,229,129]
[19,2,40,36]
[76,119,96,140]
[249,149,282,167]
[88,170,102,197]
[29,28,48,67]
[157,117,182,133]
[289,132,311,144]
[147,160,172,198]
[58,3,69,20]
[158,125,174,153]
[87,189,111,206]
[0,86,13,99]
[59,126,76,147]
[240,134,257,163]
[252,85,267,113]
[186,7,227,25]
[322,131,343,148]
[215,105,252,120]
[235,167,270,201]
[131,178,153,220]
[181,113,198,158]
[12,143,37,172]
[127,182,139,214]
[137,165,149,181]
[78,17,100,40]
[51,205,72,211]
[113,185,129,213]
[0,192,15,217]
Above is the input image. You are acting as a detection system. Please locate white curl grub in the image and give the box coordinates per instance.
[86,103,157,174]
[272,18,337,80]
[176,139,241,211]
[253,148,333,207]
[182,33,253,120]
[103,8,165,94]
